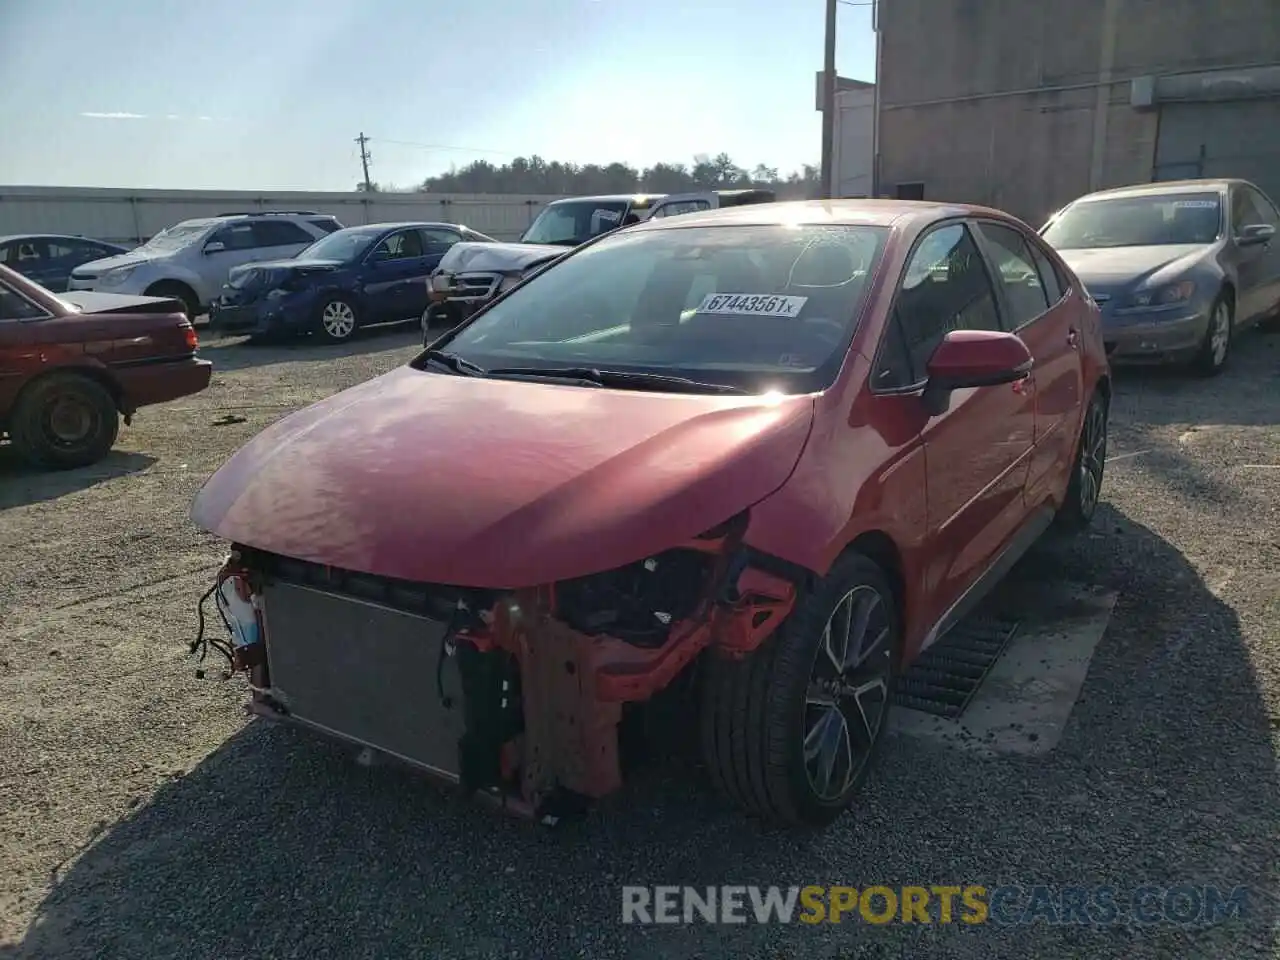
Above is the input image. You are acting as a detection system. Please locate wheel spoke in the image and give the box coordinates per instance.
[803,705,854,800]
[842,589,881,671]
[847,677,889,746]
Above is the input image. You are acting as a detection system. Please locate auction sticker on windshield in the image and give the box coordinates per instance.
[696,293,808,318]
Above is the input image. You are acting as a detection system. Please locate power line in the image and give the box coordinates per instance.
[836,1,876,6]
[369,137,516,157]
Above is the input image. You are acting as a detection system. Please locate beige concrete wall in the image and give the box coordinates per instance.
[876,0,1278,221]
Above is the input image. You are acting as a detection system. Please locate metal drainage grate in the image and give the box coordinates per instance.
[892,618,1020,719]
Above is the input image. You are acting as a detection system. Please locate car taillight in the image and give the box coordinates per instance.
[184,325,199,351]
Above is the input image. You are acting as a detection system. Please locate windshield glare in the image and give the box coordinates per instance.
[520,201,630,246]
[436,224,889,394]
[297,229,380,262]
[138,222,211,253]
[1042,192,1222,249]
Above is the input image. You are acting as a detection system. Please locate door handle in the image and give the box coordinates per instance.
[1067,328,1079,348]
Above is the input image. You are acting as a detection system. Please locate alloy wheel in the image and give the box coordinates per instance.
[321,301,356,340]
[1209,301,1230,368]
[803,585,893,802]
[1078,399,1107,517]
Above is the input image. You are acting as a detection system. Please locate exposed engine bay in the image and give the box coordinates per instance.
[193,515,802,820]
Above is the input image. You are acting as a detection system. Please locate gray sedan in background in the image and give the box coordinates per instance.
[1040,178,1280,375]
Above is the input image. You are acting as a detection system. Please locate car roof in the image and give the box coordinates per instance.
[1074,179,1245,202]
[0,233,125,245]
[628,198,1018,232]
[547,194,667,206]
[338,221,465,232]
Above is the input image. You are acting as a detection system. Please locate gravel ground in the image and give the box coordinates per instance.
[1,322,1277,959]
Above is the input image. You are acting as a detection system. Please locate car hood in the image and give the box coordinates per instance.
[72,252,153,276]
[229,258,345,279]
[437,241,566,276]
[191,366,815,588]
[1056,244,1210,288]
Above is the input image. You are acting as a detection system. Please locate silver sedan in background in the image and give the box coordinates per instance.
[1040,178,1280,376]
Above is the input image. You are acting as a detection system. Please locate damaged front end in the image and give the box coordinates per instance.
[193,512,799,820]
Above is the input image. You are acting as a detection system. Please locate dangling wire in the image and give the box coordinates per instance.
[189,581,235,677]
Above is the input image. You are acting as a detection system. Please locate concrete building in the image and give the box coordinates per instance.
[872,0,1280,225]
[819,74,876,198]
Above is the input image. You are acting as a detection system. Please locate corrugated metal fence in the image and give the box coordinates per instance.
[0,186,574,245]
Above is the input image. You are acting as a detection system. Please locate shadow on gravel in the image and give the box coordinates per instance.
[0,450,156,510]
[198,321,424,373]
[1108,328,1279,429]
[4,508,1276,960]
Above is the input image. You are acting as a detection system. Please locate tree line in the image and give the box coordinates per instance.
[360,153,821,198]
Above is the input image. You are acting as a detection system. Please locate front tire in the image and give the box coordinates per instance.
[316,296,359,343]
[1191,293,1232,377]
[700,552,899,827]
[10,372,120,470]
[1054,389,1108,534]
[146,281,200,322]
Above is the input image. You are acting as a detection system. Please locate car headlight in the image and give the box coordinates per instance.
[1125,279,1195,308]
[431,274,453,293]
[555,549,717,647]
[98,265,137,287]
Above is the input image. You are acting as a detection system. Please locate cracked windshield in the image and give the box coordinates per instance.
[1,0,1278,957]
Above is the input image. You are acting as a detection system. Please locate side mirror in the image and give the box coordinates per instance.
[1236,223,1276,247]
[204,241,226,255]
[922,329,1033,415]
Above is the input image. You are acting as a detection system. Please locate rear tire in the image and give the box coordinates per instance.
[10,372,120,470]
[146,281,200,321]
[1191,293,1232,377]
[1053,389,1108,535]
[700,551,899,827]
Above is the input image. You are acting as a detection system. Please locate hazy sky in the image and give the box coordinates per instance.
[0,0,876,191]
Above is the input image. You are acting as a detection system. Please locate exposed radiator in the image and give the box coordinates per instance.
[260,580,466,781]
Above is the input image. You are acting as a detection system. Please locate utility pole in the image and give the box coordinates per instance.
[355,132,373,191]
[819,0,839,199]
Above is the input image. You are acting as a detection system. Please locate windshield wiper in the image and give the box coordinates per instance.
[483,366,748,394]
[423,349,485,376]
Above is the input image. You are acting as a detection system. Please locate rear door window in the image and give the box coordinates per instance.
[975,221,1051,329]
[252,220,316,248]
[419,227,461,256]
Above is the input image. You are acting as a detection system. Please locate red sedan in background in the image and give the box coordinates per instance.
[190,199,1109,828]
[0,263,211,469]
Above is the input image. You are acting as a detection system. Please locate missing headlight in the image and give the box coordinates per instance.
[556,550,714,647]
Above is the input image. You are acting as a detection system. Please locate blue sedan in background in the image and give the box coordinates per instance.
[208,221,494,343]
[0,234,131,292]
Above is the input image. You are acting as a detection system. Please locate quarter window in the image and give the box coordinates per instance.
[1235,186,1279,232]
[976,222,1051,328]
[879,223,1002,386]
[0,283,46,320]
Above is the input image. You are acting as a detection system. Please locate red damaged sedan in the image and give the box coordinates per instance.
[190,199,1109,827]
